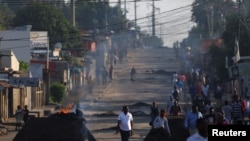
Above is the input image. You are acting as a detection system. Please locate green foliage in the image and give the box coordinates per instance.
[191,0,232,39]
[19,61,29,71]
[107,6,127,32]
[13,4,81,49]
[62,1,127,33]
[208,45,228,81]
[2,0,26,13]
[50,82,66,103]
[0,3,15,29]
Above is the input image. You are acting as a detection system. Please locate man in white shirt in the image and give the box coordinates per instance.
[172,71,178,85]
[186,118,208,141]
[116,106,134,141]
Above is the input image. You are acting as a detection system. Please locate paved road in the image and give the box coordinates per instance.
[79,47,190,141]
[1,47,191,141]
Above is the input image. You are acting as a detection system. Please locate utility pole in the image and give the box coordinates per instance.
[71,0,75,27]
[134,0,137,31]
[124,0,127,19]
[105,0,108,33]
[118,0,121,9]
[211,4,214,39]
[152,0,155,36]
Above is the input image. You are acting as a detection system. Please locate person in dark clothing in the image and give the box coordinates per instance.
[102,66,108,85]
[205,107,215,125]
[22,105,29,124]
[189,83,196,103]
[109,65,113,81]
[170,100,182,116]
[149,101,159,126]
[130,66,136,82]
[171,85,180,102]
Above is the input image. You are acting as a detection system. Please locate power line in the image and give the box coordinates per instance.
[0,2,195,46]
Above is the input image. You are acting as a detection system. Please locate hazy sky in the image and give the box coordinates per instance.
[110,0,195,47]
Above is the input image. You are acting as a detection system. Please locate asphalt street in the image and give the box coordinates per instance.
[1,47,190,141]
[79,47,190,141]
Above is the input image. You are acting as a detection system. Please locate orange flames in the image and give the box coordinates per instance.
[60,104,74,114]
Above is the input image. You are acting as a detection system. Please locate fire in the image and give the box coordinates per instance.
[60,104,74,114]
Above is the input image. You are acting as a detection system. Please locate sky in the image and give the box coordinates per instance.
[109,0,195,47]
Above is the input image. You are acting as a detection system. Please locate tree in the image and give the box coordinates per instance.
[142,35,163,48]
[191,0,230,39]
[208,44,228,81]
[62,0,127,33]
[0,3,15,30]
[13,4,81,49]
[2,0,27,13]
[50,82,66,103]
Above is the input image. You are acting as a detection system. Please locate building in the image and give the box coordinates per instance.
[0,25,49,64]
[0,50,22,121]
[0,26,49,120]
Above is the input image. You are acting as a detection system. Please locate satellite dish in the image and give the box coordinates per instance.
[54,42,62,49]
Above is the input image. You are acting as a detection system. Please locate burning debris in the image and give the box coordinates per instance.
[13,104,95,141]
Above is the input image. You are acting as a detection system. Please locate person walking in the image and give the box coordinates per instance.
[176,78,184,96]
[15,105,22,131]
[152,109,171,140]
[102,66,108,85]
[167,96,175,114]
[186,118,208,141]
[171,85,180,102]
[204,107,216,125]
[87,75,95,94]
[214,111,230,125]
[170,100,182,116]
[22,105,29,125]
[116,106,134,141]
[149,101,159,126]
[222,100,232,124]
[172,71,178,85]
[231,95,243,124]
[109,65,113,81]
[184,105,203,136]
[130,66,136,82]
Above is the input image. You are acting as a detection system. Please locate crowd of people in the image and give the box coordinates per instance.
[111,46,250,141]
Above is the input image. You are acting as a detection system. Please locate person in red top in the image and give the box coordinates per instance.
[179,73,186,82]
[195,82,202,96]
[239,96,247,116]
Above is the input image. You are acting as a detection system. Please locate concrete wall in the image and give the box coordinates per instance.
[0,31,30,63]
